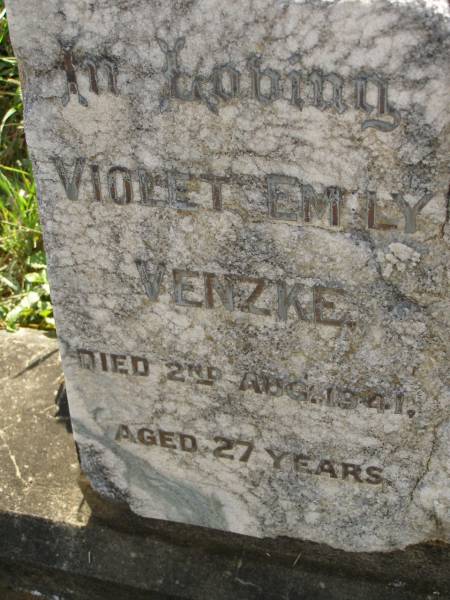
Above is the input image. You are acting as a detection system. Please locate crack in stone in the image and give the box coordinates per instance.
[0,429,29,487]
[408,417,448,533]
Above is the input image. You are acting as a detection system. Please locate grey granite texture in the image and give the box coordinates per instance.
[5,0,450,551]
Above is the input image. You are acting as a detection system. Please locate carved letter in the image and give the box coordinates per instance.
[302,185,342,227]
[180,433,197,452]
[285,379,309,402]
[302,184,327,223]
[266,448,290,469]
[78,349,95,370]
[84,57,118,95]
[111,354,128,374]
[156,37,217,113]
[355,73,400,131]
[239,372,262,394]
[309,71,346,113]
[315,459,338,478]
[131,356,149,376]
[167,171,197,210]
[173,270,203,307]
[294,454,311,473]
[391,192,432,234]
[201,176,224,211]
[137,168,155,205]
[137,428,157,445]
[366,466,383,484]
[367,394,386,414]
[277,281,305,322]
[60,43,88,107]
[342,463,363,482]
[190,75,219,114]
[336,389,359,409]
[261,374,284,397]
[240,277,270,316]
[116,424,136,443]
[213,64,240,100]
[248,55,281,104]
[90,164,101,202]
[204,273,234,311]
[267,174,299,220]
[108,166,133,204]
[288,70,304,110]
[156,37,186,99]
[135,260,165,301]
[328,187,342,227]
[313,286,353,327]
[52,157,86,201]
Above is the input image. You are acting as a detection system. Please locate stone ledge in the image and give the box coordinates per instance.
[0,329,448,599]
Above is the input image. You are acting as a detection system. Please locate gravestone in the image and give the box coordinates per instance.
[6,0,449,552]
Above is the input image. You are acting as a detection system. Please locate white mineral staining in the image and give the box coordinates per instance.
[378,243,421,278]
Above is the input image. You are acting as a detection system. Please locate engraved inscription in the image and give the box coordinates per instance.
[309,70,347,114]
[77,349,150,376]
[114,423,384,485]
[248,55,282,104]
[84,56,118,96]
[156,37,186,103]
[59,41,119,106]
[213,64,240,100]
[156,37,218,113]
[155,36,401,130]
[238,371,415,418]
[56,38,405,132]
[166,362,222,385]
[51,158,435,235]
[52,156,86,201]
[60,43,88,107]
[355,73,401,132]
[391,192,433,234]
[76,349,418,420]
[135,261,356,326]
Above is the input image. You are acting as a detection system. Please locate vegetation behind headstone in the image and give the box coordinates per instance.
[0,1,54,331]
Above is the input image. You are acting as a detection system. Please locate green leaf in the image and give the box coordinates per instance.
[0,106,16,140]
[5,305,21,326]
[25,290,41,304]
[6,289,40,322]
[26,250,46,269]
[0,272,19,292]
[0,13,54,332]
[24,271,45,284]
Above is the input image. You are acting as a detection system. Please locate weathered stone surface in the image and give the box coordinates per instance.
[6,0,450,551]
[0,329,84,523]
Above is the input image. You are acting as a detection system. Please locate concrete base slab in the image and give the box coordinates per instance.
[0,329,448,599]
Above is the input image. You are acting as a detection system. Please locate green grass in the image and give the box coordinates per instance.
[0,2,54,331]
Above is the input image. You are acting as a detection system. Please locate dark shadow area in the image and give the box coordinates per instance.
[0,508,448,600]
[81,475,450,599]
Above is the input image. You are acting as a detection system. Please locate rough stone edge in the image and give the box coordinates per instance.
[78,471,450,596]
[0,502,447,600]
[0,560,176,600]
